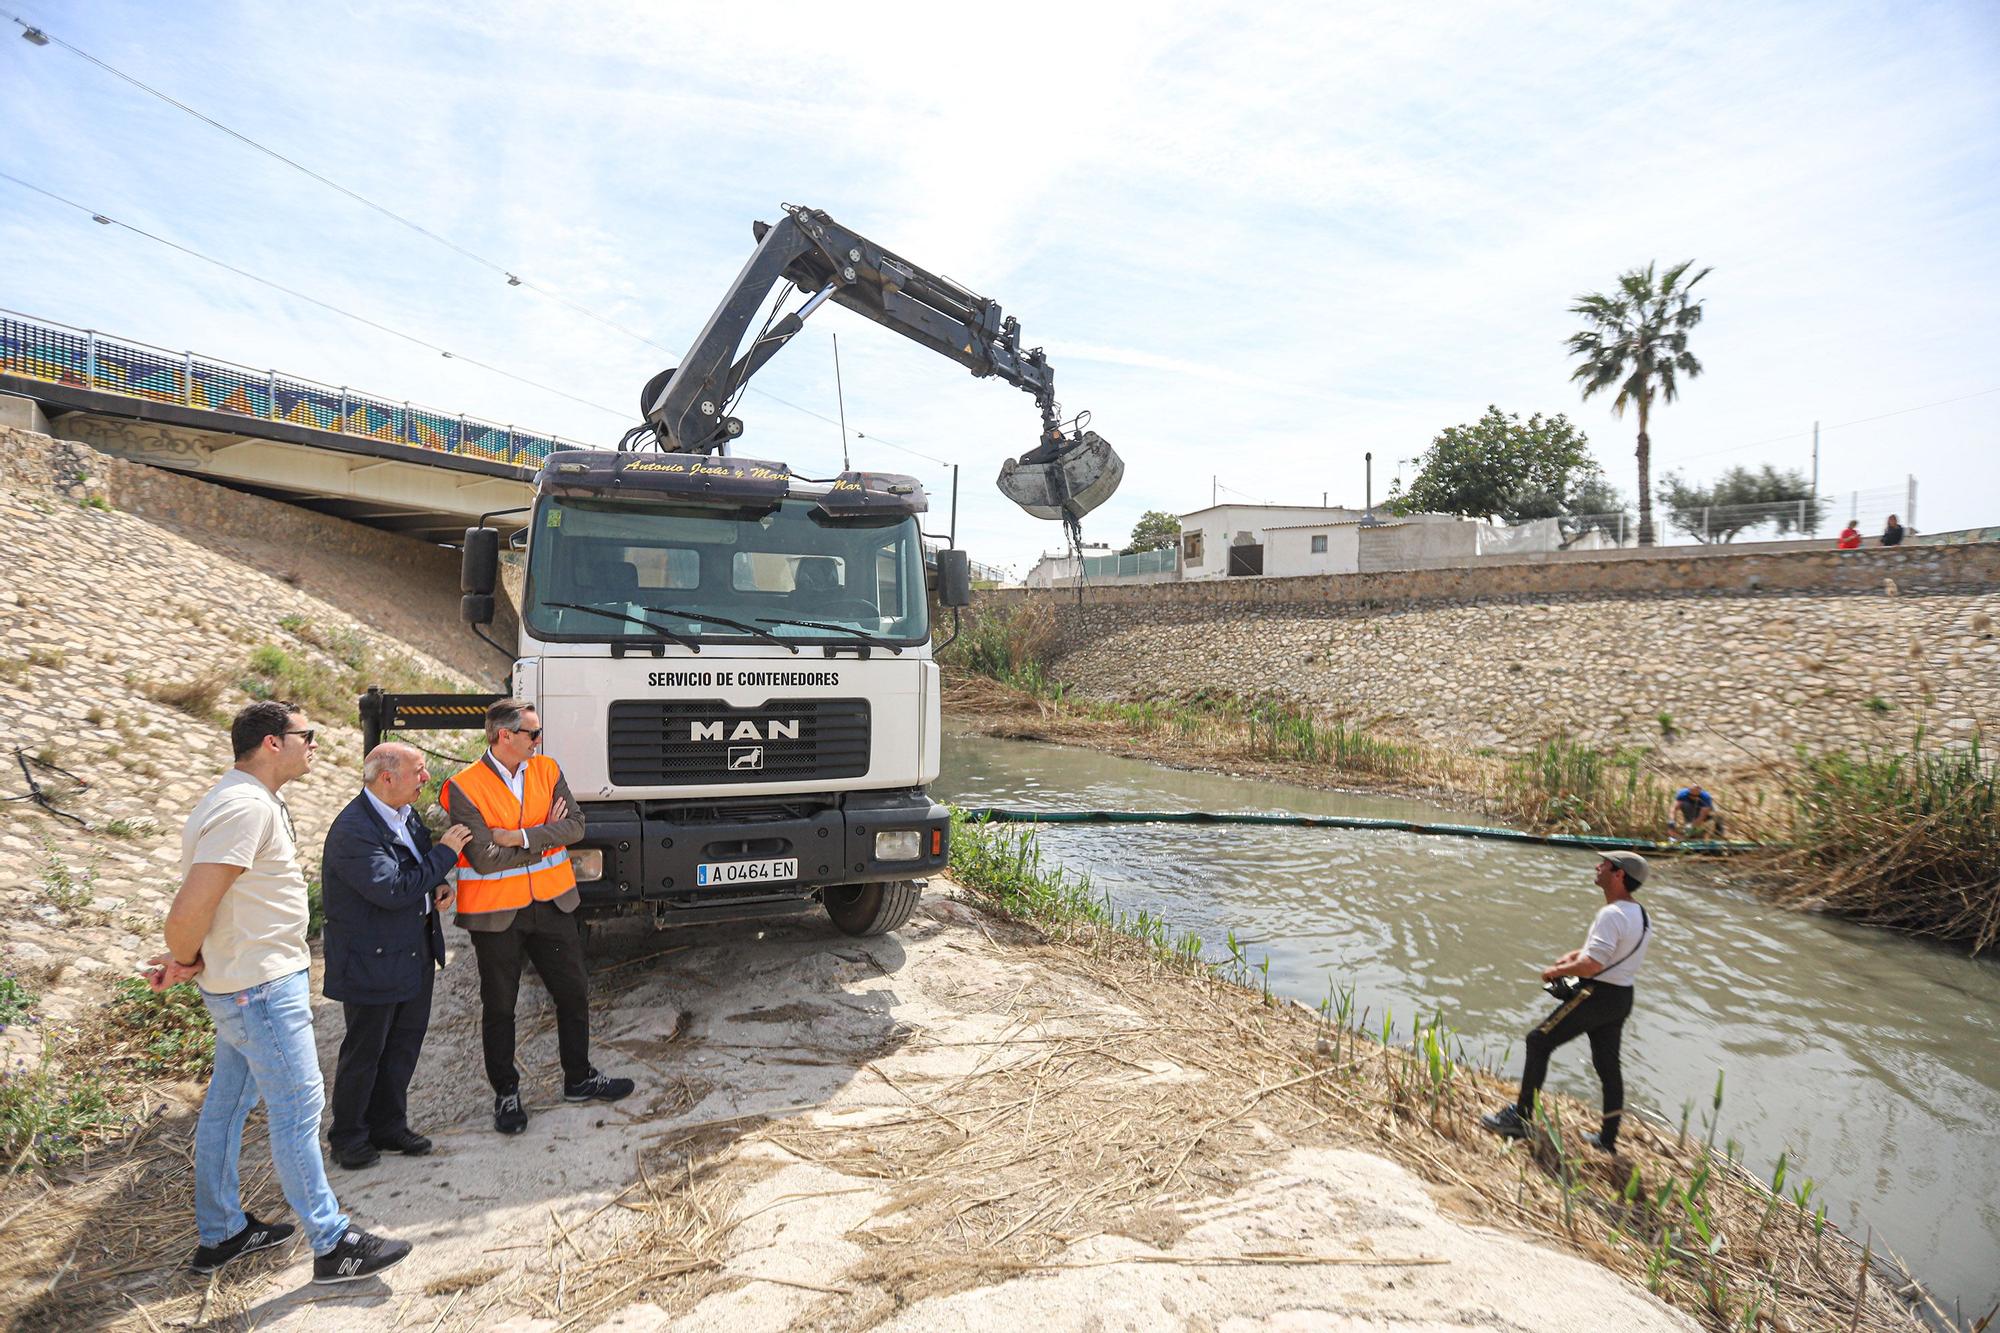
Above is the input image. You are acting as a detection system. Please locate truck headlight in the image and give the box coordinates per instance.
[874,830,922,861]
[570,849,605,882]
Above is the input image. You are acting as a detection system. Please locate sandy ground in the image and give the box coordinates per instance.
[156,884,1701,1333]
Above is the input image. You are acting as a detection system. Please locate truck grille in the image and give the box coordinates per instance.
[607,698,870,786]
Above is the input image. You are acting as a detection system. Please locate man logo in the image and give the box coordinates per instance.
[729,746,764,771]
[691,720,800,742]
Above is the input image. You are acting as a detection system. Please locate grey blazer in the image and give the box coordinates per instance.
[443,753,587,933]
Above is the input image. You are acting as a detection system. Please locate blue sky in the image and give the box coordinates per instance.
[3,0,1997,575]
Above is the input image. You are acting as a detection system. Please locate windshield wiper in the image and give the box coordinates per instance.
[541,601,702,652]
[638,606,798,654]
[756,617,904,655]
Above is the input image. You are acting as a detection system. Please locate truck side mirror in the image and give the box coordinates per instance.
[462,527,499,596]
[937,549,972,608]
[462,527,499,628]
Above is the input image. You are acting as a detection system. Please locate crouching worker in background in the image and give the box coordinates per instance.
[322,743,471,1170]
[1480,851,1654,1154]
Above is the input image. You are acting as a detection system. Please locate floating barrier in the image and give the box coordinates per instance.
[954,807,1771,855]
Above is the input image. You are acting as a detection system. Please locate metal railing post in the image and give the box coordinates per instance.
[85,331,98,388]
[1702,507,1710,543]
[266,369,277,421]
[1797,498,1805,533]
[401,400,411,444]
[184,351,194,405]
[339,387,349,434]
[458,414,468,455]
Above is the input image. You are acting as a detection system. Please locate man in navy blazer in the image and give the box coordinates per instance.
[321,743,471,1170]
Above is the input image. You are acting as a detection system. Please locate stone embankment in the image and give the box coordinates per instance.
[990,544,2000,767]
[0,425,487,1047]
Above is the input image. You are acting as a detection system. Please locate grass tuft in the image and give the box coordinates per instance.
[1774,738,2000,952]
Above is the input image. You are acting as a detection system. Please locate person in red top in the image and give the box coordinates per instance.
[1836,522,1862,550]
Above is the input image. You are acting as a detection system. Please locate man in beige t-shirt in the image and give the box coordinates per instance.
[150,701,412,1285]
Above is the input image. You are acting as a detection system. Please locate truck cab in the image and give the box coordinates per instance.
[474,449,965,936]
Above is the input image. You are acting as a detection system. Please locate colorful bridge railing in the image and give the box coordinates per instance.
[0,311,587,468]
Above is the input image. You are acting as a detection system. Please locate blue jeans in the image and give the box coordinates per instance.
[195,969,349,1255]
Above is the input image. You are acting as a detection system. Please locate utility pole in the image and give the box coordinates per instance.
[1212,475,1217,507]
[1809,421,1819,534]
[1365,452,1373,512]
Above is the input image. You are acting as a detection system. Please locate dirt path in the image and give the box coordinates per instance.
[32,886,1693,1332]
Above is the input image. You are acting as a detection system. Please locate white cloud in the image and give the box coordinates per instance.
[2,0,1995,570]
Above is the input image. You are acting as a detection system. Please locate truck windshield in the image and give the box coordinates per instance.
[523,496,929,646]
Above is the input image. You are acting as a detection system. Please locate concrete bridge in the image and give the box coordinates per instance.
[0,311,576,541]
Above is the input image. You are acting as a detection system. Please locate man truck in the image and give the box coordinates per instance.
[361,204,1121,937]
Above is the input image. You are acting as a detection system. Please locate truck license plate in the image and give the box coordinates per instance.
[695,858,798,887]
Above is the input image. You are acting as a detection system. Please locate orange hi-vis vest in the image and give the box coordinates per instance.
[444,754,577,916]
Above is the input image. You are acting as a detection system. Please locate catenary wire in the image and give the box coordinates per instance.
[1672,386,2000,464]
[0,170,631,421]
[1,8,955,469]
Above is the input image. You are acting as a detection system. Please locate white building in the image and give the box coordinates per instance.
[1177,504,1487,578]
[1178,504,1370,579]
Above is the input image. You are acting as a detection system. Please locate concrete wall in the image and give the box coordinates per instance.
[975,540,2000,765]
[1357,520,1479,573]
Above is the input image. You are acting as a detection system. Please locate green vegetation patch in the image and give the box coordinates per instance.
[0,973,36,1030]
[1781,738,2000,952]
[102,978,215,1081]
[1502,736,1669,839]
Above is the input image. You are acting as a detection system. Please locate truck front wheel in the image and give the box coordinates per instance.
[823,881,922,937]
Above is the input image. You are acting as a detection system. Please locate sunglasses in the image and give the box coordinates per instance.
[283,728,317,745]
[510,726,543,741]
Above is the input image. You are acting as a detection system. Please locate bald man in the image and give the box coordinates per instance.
[320,744,471,1170]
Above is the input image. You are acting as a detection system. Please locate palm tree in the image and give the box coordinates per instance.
[1566,261,1712,545]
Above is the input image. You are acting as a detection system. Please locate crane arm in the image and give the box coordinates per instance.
[638,204,1120,522]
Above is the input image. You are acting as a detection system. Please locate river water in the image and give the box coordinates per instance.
[935,730,2000,1315]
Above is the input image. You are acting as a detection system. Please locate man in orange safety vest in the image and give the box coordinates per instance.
[442,698,633,1134]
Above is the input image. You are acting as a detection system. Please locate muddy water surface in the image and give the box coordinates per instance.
[937,730,2000,1314]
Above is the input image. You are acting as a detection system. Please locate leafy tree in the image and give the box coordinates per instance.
[1656,465,1822,543]
[1561,475,1629,543]
[1567,260,1713,545]
[1389,406,1605,522]
[1122,510,1181,555]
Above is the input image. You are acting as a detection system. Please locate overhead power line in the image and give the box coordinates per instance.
[1,7,675,357]
[1,7,954,470]
[1666,387,2000,464]
[0,170,630,420]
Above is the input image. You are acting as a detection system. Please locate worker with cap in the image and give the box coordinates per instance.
[1481,850,1653,1153]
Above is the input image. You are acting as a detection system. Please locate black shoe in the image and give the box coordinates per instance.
[563,1068,635,1103]
[311,1226,412,1284]
[494,1090,528,1135]
[1582,1130,1618,1154]
[333,1142,381,1171]
[1480,1105,1529,1139]
[187,1213,296,1274]
[371,1128,433,1156]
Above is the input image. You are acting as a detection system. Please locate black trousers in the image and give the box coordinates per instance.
[467,900,593,1095]
[328,967,434,1154]
[1514,981,1635,1143]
